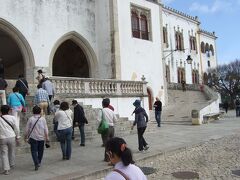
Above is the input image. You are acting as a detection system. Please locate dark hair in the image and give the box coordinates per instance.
[33,105,41,114]
[37,69,43,73]
[102,98,110,108]
[18,74,24,78]
[60,102,69,111]
[1,105,10,115]
[53,100,60,105]
[37,84,42,89]
[106,137,134,166]
[13,86,19,92]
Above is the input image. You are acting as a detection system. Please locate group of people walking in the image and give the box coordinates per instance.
[0,69,161,179]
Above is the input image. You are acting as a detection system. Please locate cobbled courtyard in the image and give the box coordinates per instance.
[145,134,240,180]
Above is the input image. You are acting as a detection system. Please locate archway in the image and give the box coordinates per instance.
[52,39,89,78]
[0,19,34,82]
[50,32,98,78]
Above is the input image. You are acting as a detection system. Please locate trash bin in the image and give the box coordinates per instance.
[192,110,201,125]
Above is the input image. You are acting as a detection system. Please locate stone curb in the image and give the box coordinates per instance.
[49,134,236,180]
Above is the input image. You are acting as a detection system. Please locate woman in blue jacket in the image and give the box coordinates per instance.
[7,86,25,132]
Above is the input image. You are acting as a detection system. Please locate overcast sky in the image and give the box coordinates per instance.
[161,0,240,64]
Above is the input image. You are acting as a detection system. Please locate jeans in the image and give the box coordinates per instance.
[29,138,44,167]
[155,111,161,127]
[72,125,85,145]
[236,107,240,117]
[58,127,72,159]
[137,126,147,151]
[0,138,15,170]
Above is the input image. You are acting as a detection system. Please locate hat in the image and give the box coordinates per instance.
[133,100,141,107]
[72,100,78,105]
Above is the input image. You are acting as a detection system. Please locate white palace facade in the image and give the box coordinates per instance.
[0,0,218,119]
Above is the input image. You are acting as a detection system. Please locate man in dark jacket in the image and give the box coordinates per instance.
[15,74,29,99]
[72,100,88,146]
[131,99,149,152]
[153,97,162,127]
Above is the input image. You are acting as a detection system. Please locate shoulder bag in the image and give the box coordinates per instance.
[97,110,109,135]
[27,116,41,143]
[113,169,130,180]
[14,93,26,112]
[1,116,14,130]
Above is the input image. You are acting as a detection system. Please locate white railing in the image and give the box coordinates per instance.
[49,76,147,97]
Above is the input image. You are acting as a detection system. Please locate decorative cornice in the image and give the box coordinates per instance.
[163,5,200,23]
[198,29,217,39]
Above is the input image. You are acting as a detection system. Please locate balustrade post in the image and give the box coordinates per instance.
[116,82,122,96]
[84,81,90,94]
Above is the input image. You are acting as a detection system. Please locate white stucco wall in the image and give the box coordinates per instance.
[75,97,149,121]
[0,0,104,76]
[162,8,201,84]
[199,34,218,73]
[116,0,166,105]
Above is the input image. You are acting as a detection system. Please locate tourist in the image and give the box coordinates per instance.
[15,74,29,100]
[181,80,186,91]
[105,137,147,180]
[0,105,20,175]
[235,96,240,117]
[24,105,49,171]
[52,100,60,140]
[71,100,88,146]
[7,87,25,132]
[0,77,8,105]
[33,84,50,116]
[153,97,162,127]
[54,102,73,160]
[131,100,149,152]
[98,98,117,162]
[36,69,45,85]
[223,100,229,114]
[42,77,55,114]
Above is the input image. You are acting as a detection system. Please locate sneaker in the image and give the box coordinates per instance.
[3,170,10,175]
[144,146,149,151]
[80,144,85,146]
[34,166,39,171]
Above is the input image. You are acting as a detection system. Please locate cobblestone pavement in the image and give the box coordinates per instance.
[144,134,240,180]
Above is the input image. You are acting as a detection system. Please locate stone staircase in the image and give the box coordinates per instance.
[162,90,208,124]
[16,97,134,154]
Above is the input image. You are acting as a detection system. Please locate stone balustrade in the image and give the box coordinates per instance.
[49,76,147,98]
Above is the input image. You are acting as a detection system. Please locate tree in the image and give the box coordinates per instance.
[208,59,240,107]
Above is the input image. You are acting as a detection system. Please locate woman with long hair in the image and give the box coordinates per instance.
[105,137,147,180]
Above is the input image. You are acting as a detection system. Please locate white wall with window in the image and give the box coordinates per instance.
[199,32,217,74]
[162,7,201,84]
[116,0,166,105]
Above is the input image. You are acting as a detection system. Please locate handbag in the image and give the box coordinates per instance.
[113,169,130,180]
[97,110,109,135]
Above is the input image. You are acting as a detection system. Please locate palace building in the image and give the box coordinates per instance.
[0,0,217,119]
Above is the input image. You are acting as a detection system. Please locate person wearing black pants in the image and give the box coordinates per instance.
[131,100,149,152]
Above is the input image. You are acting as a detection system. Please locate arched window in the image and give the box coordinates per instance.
[210,44,214,56]
[140,14,149,40]
[175,32,184,51]
[201,42,205,53]
[131,11,140,38]
[163,27,168,44]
